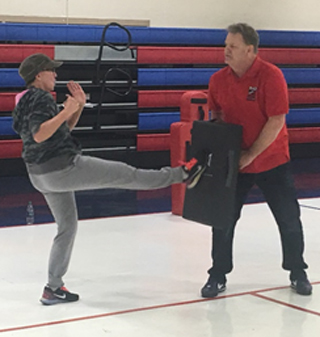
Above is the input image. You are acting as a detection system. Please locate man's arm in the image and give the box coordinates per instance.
[210,110,224,122]
[239,114,286,170]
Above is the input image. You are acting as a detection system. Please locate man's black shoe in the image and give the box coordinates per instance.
[201,280,226,298]
[290,279,312,295]
[290,270,312,296]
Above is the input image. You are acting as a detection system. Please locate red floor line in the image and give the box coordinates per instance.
[253,280,320,294]
[252,293,320,316]
[0,296,237,333]
[1,282,319,333]
[0,292,265,333]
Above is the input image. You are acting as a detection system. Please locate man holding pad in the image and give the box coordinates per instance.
[201,23,311,298]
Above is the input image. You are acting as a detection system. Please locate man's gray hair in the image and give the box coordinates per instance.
[227,23,259,53]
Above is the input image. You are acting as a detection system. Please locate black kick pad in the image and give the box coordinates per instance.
[183,120,243,229]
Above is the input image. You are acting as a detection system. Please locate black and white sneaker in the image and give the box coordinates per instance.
[40,286,79,305]
[182,151,209,189]
[201,278,227,298]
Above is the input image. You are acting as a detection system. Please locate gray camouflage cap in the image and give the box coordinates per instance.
[19,53,63,85]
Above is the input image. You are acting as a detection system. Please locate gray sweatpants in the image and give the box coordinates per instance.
[29,154,184,289]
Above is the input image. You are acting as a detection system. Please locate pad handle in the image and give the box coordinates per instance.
[225,150,236,188]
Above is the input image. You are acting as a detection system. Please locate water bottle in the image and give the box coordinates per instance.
[26,201,34,225]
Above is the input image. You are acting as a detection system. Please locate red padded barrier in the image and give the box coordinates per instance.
[0,92,57,112]
[0,45,54,63]
[137,47,224,64]
[288,88,320,105]
[288,127,320,143]
[0,93,16,111]
[137,46,320,64]
[0,140,22,159]
[138,90,208,108]
[259,48,320,64]
[137,134,170,151]
[170,91,209,215]
[138,90,188,108]
[138,88,320,109]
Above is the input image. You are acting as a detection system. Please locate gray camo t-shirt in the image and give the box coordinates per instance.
[12,87,81,164]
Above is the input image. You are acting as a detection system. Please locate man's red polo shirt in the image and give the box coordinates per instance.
[208,56,290,173]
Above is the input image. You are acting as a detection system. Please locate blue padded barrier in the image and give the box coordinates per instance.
[281,68,320,85]
[137,68,220,86]
[3,109,320,135]
[258,30,320,47]
[0,23,102,43]
[138,68,320,86]
[138,112,180,130]
[0,67,220,87]
[0,69,25,87]
[2,23,320,47]
[287,108,320,125]
[3,108,319,135]
[2,67,320,88]
[136,108,320,131]
[128,27,226,45]
[0,23,226,45]
[134,28,320,47]
[0,117,17,135]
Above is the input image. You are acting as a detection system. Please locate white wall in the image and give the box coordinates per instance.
[1,0,320,31]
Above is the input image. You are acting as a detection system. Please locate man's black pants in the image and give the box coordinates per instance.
[208,162,308,280]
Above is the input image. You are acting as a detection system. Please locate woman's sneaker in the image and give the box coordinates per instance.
[40,286,79,305]
[182,151,209,189]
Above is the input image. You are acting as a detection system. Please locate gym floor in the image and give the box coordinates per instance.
[0,157,319,336]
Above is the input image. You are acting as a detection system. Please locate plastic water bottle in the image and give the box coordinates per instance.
[26,201,34,225]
